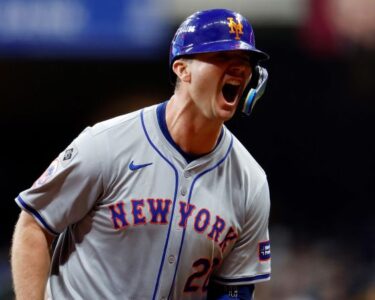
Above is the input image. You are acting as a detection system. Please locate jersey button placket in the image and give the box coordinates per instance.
[157,171,192,297]
[180,187,187,196]
[181,169,193,196]
[168,255,176,264]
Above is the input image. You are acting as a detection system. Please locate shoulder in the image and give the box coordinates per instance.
[69,104,158,158]
[68,104,159,183]
[90,108,143,136]
[83,104,158,138]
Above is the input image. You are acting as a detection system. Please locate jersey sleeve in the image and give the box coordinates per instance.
[15,127,105,235]
[213,179,271,285]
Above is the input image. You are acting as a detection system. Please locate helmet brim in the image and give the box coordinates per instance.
[172,40,269,65]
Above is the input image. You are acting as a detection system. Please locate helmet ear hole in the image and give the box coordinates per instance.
[248,65,260,89]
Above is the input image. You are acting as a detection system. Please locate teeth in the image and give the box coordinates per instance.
[226,80,241,86]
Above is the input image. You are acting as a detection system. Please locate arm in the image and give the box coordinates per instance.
[11,211,55,300]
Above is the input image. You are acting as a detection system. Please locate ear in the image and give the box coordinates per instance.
[172,59,191,83]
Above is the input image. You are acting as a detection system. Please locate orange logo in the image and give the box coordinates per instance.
[227,17,243,40]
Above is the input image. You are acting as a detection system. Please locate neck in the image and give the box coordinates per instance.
[166,95,223,156]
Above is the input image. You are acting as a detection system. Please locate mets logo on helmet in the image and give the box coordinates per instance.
[227,17,243,40]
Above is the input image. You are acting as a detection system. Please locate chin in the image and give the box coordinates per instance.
[212,98,238,121]
[216,108,236,121]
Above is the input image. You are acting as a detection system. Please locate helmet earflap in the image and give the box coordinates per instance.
[241,66,269,115]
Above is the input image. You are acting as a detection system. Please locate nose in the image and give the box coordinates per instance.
[227,61,251,77]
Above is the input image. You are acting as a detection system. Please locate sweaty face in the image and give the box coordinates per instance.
[187,51,253,122]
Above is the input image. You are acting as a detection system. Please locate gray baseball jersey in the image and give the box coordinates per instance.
[16,103,271,300]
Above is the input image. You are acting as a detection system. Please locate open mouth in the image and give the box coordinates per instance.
[222,83,241,103]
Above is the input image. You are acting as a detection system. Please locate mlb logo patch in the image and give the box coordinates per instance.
[258,240,271,261]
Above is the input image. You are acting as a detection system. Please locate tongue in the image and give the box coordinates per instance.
[222,84,238,103]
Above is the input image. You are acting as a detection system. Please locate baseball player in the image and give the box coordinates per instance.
[11,8,271,300]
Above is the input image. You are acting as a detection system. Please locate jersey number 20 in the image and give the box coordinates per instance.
[184,258,221,293]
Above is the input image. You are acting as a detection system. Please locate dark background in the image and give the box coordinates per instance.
[1,3,374,299]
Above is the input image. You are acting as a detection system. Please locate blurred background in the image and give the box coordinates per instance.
[0,0,374,299]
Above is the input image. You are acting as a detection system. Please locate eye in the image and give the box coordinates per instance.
[216,53,228,60]
[237,55,252,66]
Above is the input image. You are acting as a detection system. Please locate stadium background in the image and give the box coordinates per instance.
[0,0,374,299]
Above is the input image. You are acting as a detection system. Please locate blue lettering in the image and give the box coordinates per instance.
[207,216,226,242]
[147,198,171,224]
[194,209,210,233]
[178,201,196,228]
[108,202,129,229]
[131,199,146,225]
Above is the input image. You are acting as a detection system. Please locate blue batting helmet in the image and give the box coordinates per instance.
[169,8,269,69]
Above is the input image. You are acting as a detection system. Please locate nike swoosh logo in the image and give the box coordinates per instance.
[129,161,153,171]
